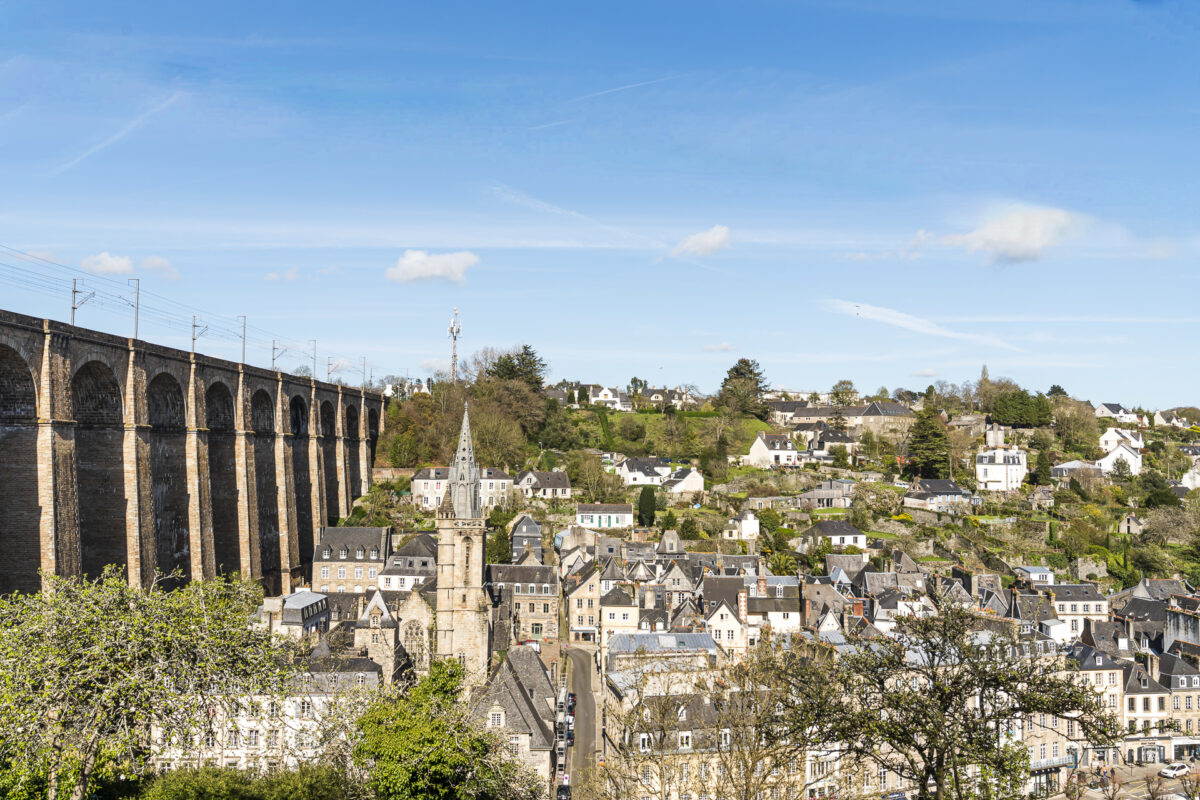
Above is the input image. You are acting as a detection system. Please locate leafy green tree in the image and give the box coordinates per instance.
[756,507,782,534]
[830,444,850,469]
[141,764,357,800]
[354,660,541,800]
[486,527,511,564]
[830,379,857,406]
[1048,384,1068,398]
[678,516,701,539]
[0,569,293,800]
[904,408,950,479]
[1031,450,1052,485]
[660,509,678,530]
[768,551,797,576]
[829,406,847,432]
[762,603,1121,800]
[484,345,548,391]
[637,486,657,527]
[1144,488,1181,509]
[1110,457,1133,482]
[717,358,769,420]
[990,389,1052,427]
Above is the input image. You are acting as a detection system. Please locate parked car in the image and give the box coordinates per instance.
[881,793,908,800]
[1161,763,1190,778]
[567,730,575,746]
[568,692,577,712]
[557,786,572,800]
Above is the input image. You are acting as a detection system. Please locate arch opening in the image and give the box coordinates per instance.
[367,406,380,473]
[148,373,190,585]
[73,361,127,579]
[0,344,40,593]
[205,381,239,576]
[289,395,313,579]
[344,403,361,502]
[251,389,281,594]
[320,401,338,524]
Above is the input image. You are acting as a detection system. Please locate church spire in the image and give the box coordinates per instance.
[450,403,481,519]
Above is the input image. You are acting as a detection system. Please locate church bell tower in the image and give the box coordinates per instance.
[435,404,491,683]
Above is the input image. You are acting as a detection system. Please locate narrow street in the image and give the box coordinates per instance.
[566,646,598,786]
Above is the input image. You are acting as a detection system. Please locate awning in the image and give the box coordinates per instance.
[1171,737,1200,746]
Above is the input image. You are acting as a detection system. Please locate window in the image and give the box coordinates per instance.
[1176,696,1181,710]
[339,547,348,558]
[639,733,650,753]
[543,604,550,614]
[355,567,363,579]
[300,700,313,718]
[267,729,279,747]
[369,567,377,579]
[337,567,346,579]
[1159,697,1166,711]
[246,729,259,747]
[531,623,543,636]
[370,548,378,559]
[323,547,332,558]
[679,732,692,749]
[490,712,503,727]
[320,567,329,579]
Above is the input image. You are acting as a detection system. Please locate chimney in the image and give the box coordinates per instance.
[757,573,768,598]
[643,588,655,610]
[738,590,748,621]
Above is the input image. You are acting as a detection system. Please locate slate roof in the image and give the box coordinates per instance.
[601,585,636,607]
[314,527,391,561]
[413,467,451,480]
[512,514,542,537]
[1123,660,1167,695]
[472,646,556,751]
[805,519,864,539]
[518,470,572,489]
[606,632,718,655]
[1045,583,1104,602]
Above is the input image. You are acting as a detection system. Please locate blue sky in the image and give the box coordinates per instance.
[1,0,1198,406]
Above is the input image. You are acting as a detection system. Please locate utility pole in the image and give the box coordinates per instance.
[191,316,208,354]
[272,340,288,371]
[327,357,336,382]
[70,279,94,326]
[238,316,247,363]
[447,306,461,383]
[127,278,140,339]
[362,357,367,390]
[310,340,317,378]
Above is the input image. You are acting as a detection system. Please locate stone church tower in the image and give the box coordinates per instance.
[435,405,492,684]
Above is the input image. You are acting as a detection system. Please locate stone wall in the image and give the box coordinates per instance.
[0,309,384,595]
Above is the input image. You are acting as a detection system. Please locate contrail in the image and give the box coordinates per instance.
[570,75,680,102]
[49,91,186,176]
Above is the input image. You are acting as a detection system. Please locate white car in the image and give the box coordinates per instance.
[1160,762,1190,778]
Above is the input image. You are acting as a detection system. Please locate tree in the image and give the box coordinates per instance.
[660,509,678,531]
[830,444,850,469]
[829,406,846,432]
[904,407,950,479]
[355,660,541,800]
[1110,457,1133,482]
[484,344,548,391]
[763,603,1121,800]
[1144,487,1181,509]
[0,569,294,800]
[1048,384,1068,398]
[991,389,1052,427]
[1031,450,1052,485]
[768,551,797,576]
[637,486,657,527]
[756,508,782,534]
[678,516,701,539]
[141,764,358,800]
[830,379,857,406]
[486,527,511,564]
[717,358,769,420]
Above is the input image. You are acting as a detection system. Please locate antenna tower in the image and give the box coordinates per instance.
[448,307,461,383]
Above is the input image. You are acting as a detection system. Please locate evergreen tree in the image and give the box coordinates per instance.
[1031,450,1052,485]
[484,344,548,390]
[486,527,511,564]
[717,358,769,420]
[905,407,950,479]
[637,486,656,527]
[830,379,857,405]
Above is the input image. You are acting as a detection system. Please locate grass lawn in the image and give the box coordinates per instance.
[867,530,897,539]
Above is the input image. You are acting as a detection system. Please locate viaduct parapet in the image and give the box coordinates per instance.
[0,309,384,596]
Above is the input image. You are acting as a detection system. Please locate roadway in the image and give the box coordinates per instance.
[566,646,598,786]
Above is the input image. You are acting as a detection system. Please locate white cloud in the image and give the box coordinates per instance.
[823,298,1019,351]
[385,249,478,284]
[139,255,179,280]
[912,368,938,377]
[942,205,1087,263]
[671,225,730,258]
[81,251,134,275]
[702,342,734,352]
[420,358,449,373]
[264,267,298,282]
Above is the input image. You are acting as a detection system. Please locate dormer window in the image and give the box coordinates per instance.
[371,613,381,628]
[356,547,365,560]
[323,547,332,558]
[339,547,348,559]
[370,548,379,559]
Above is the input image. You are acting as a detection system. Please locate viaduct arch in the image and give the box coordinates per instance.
[0,310,385,595]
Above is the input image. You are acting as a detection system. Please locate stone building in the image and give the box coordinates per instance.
[435,406,494,685]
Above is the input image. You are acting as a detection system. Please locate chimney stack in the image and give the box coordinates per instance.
[738,590,748,621]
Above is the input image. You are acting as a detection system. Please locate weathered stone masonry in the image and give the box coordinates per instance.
[0,310,383,596]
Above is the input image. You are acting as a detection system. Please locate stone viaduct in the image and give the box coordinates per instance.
[0,309,384,596]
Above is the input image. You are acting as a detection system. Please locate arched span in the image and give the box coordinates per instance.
[205,381,240,577]
[0,344,40,593]
[148,373,190,585]
[73,360,127,580]
[367,406,380,473]
[344,403,361,502]
[320,401,338,524]
[251,389,281,594]
[289,395,314,578]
